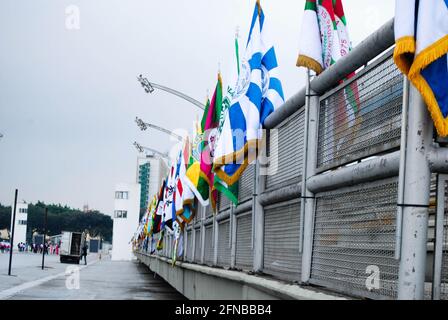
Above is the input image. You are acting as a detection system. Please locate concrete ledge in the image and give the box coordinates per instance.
[135,252,348,300]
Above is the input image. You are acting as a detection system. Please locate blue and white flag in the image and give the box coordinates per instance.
[213,0,284,185]
[394,0,448,136]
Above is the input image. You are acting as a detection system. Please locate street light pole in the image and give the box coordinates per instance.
[41,207,47,270]
[133,141,169,160]
[135,117,183,141]
[8,189,18,276]
[137,75,205,110]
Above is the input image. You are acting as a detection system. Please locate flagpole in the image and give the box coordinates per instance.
[395,77,410,260]
[299,68,311,253]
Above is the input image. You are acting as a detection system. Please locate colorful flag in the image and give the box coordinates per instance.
[171,220,184,266]
[199,73,223,211]
[186,106,209,205]
[213,0,285,186]
[296,0,352,74]
[151,179,166,235]
[162,165,176,231]
[174,138,196,223]
[214,33,241,206]
[394,0,448,136]
[297,0,360,156]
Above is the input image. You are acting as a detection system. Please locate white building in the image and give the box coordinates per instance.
[137,155,169,215]
[10,201,28,248]
[111,183,140,261]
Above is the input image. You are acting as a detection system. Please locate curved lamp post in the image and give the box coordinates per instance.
[135,117,183,142]
[137,74,205,111]
[133,141,169,160]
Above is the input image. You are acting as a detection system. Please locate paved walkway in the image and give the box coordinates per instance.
[0,252,185,300]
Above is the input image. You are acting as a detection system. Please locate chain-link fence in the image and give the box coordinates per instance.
[204,224,214,265]
[263,199,302,281]
[217,218,231,267]
[317,51,403,172]
[310,177,399,299]
[239,164,255,203]
[265,109,305,190]
[235,212,253,270]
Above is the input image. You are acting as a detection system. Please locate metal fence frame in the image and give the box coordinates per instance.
[139,18,448,300]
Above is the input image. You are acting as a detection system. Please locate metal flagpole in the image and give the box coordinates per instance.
[395,77,410,260]
[299,69,311,253]
[8,189,18,276]
[41,207,47,270]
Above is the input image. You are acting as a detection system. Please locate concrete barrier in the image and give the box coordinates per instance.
[135,252,349,300]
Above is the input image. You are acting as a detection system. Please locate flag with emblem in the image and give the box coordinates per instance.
[199,73,223,211]
[175,138,196,223]
[214,32,241,205]
[213,0,285,186]
[162,165,176,231]
[394,0,448,136]
[296,0,352,74]
[186,106,209,205]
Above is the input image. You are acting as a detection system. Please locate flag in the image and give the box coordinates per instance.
[394,0,448,136]
[297,0,360,156]
[213,0,285,186]
[174,138,196,223]
[171,220,184,266]
[199,73,223,211]
[213,32,241,206]
[151,179,166,235]
[145,195,157,236]
[186,105,209,205]
[296,0,351,74]
[162,165,176,231]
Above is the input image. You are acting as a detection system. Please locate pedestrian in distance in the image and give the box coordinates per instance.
[81,243,88,265]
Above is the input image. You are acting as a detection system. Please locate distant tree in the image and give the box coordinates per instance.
[0,202,113,242]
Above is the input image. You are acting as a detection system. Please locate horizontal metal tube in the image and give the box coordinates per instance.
[204,217,214,226]
[310,18,395,95]
[428,147,448,173]
[264,88,306,129]
[216,211,231,222]
[264,18,394,129]
[258,183,301,206]
[307,151,400,193]
[233,200,253,216]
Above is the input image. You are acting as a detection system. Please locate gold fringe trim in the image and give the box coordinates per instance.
[213,138,260,186]
[256,0,261,16]
[393,36,416,76]
[408,35,448,137]
[296,55,323,74]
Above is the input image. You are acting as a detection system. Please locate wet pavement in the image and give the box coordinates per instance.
[0,252,185,300]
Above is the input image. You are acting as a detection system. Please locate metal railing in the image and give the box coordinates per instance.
[143,18,448,300]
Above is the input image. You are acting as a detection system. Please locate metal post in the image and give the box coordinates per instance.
[230,203,237,268]
[300,85,319,283]
[432,174,447,300]
[253,158,266,272]
[183,228,187,261]
[42,207,48,270]
[395,78,410,260]
[397,85,432,300]
[191,224,196,262]
[213,215,218,265]
[200,206,206,264]
[299,69,311,254]
[251,163,256,250]
[8,189,18,276]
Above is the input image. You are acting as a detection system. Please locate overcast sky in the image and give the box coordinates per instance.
[0,0,394,215]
